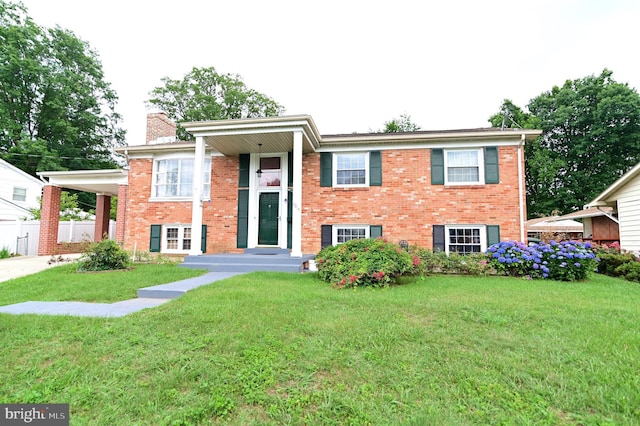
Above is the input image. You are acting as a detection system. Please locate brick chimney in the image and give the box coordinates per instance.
[146,112,177,144]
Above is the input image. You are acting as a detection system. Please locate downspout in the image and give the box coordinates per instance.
[518,134,526,242]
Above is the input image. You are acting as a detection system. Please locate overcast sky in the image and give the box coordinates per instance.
[18,0,640,145]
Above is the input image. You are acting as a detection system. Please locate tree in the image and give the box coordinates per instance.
[381,114,421,133]
[28,191,93,221]
[0,1,125,176]
[147,66,285,141]
[488,70,640,217]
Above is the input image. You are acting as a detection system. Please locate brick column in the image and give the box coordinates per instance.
[38,185,61,255]
[95,194,111,241]
[116,184,128,244]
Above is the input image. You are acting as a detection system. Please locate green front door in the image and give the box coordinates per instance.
[258,192,279,245]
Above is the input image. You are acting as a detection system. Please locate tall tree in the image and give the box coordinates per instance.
[147,66,285,141]
[489,70,640,217]
[0,0,125,176]
[381,114,421,132]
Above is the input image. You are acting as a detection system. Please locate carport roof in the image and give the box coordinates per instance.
[37,169,127,196]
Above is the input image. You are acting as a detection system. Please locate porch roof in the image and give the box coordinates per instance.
[36,169,128,196]
[181,115,322,156]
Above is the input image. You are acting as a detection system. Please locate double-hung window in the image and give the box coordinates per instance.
[335,226,369,244]
[446,225,485,254]
[164,225,192,252]
[154,158,211,198]
[445,149,483,184]
[335,153,368,186]
[12,187,27,202]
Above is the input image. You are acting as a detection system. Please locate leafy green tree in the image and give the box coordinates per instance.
[488,70,640,217]
[28,191,93,221]
[0,0,125,176]
[382,114,421,132]
[147,66,285,141]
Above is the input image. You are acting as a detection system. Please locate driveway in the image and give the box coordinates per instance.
[0,254,82,283]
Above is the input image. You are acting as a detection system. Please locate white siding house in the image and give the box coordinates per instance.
[0,158,43,221]
[587,162,640,252]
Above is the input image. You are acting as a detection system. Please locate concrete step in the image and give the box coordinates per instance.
[179,252,315,273]
[137,272,240,299]
[180,262,303,273]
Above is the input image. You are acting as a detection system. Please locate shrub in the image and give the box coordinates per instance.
[595,252,636,277]
[77,239,132,272]
[487,240,598,281]
[0,246,11,259]
[315,238,414,289]
[614,261,640,283]
[408,246,491,275]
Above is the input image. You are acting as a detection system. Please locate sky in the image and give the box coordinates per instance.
[17,0,640,146]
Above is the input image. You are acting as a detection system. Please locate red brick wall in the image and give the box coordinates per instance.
[123,156,241,253]
[146,113,176,144]
[300,146,524,253]
[116,185,128,243]
[124,146,525,255]
[38,185,61,255]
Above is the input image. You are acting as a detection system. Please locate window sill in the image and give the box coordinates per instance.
[149,197,193,202]
[330,186,370,191]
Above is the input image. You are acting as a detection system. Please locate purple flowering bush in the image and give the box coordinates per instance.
[487,240,598,281]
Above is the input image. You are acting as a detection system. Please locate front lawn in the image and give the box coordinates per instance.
[0,263,206,305]
[1,270,639,424]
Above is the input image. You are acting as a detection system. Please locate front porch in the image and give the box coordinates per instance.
[179,248,316,273]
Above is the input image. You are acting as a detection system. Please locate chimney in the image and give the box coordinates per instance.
[146,112,177,144]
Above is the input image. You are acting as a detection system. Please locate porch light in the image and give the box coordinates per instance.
[256,143,263,178]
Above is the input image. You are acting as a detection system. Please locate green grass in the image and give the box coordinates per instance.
[0,263,206,305]
[1,271,639,425]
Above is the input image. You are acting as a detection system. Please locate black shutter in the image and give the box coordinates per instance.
[433,225,445,252]
[237,190,249,248]
[201,224,207,253]
[238,153,250,188]
[320,152,332,187]
[287,189,293,249]
[369,151,382,186]
[288,152,293,187]
[150,224,161,252]
[486,225,500,246]
[321,225,332,248]
[484,147,499,184]
[431,149,444,185]
[370,225,382,238]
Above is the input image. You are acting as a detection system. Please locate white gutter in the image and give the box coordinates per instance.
[598,206,620,224]
[518,134,526,242]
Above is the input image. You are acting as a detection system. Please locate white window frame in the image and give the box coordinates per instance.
[333,225,370,245]
[151,155,211,200]
[445,225,486,254]
[333,152,369,187]
[444,148,484,185]
[162,224,193,253]
[12,187,27,202]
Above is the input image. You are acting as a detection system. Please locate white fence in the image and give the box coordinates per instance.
[0,220,116,256]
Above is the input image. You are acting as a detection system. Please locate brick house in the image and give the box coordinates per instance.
[37,113,540,257]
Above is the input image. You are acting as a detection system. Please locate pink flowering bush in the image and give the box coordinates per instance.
[315,238,414,289]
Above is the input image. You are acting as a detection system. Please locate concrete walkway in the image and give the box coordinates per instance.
[0,254,82,282]
[0,256,241,317]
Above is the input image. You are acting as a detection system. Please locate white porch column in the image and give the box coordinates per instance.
[189,136,205,255]
[292,131,303,257]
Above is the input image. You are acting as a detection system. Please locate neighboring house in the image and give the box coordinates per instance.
[526,216,583,240]
[0,158,43,221]
[584,162,640,251]
[37,113,541,257]
[554,207,619,246]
